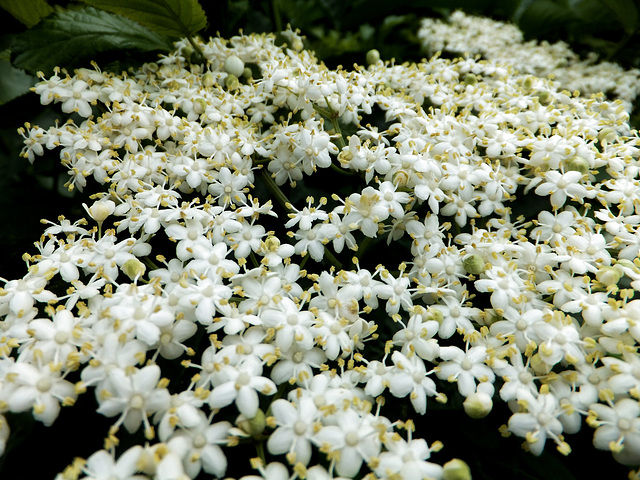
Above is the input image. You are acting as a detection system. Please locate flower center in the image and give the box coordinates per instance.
[345,431,360,447]
[193,434,207,449]
[130,394,145,410]
[54,331,69,344]
[294,421,307,436]
[36,377,52,392]
[618,418,631,432]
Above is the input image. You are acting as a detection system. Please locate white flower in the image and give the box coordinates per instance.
[375,435,443,480]
[6,360,77,426]
[436,345,494,397]
[313,408,382,478]
[208,361,276,418]
[96,364,170,437]
[388,351,439,414]
[80,446,145,480]
[534,170,590,209]
[508,389,567,456]
[589,398,640,464]
[267,397,320,465]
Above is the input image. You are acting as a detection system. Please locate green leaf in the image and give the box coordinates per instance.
[11,6,173,75]
[0,50,36,104]
[78,0,207,38]
[599,0,638,33]
[0,0,54,27]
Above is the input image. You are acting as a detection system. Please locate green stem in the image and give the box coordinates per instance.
[258,169,342,270]
[323,96,346,149]
[259,168,290,212]
[186,35,207,65]
[330,162,356,176]
[249,252,260,268]
[355,236,372,260]
[255,441,266,463]
[323,248,342,270]
[272,0,283,32]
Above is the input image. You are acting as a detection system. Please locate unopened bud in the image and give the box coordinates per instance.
[237,409,266,437]
[463,73,477,86]
[202,72,215,87]
[598,127,617,145]
[225,74,239,90]
[193,98,207,114]
[443,459,472,480]
[224,55,245,78]
[463,392,493,419]
[122,258,146,281]
[366,49,381,65]
[565,156,590,174]
[463,254,485,275]
[84,199,115,224]
[596,266,621,287]
[534,90,551,104]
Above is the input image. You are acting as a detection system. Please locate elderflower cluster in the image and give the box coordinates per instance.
[3,17,640,480]
[418,11,640,112]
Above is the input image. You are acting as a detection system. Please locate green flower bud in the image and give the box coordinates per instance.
[463,392,493,419]
[84,199,115,224]
[366,49,381,65]
[201,72,215,88]
[180,45,194,60]
[225,74,239,90]
[534,89,551,104]
[224,55,245,78]
[463,73,477,86]
[523,76,535,90]
[237,409,266,437]
[596,266,621,287]
[443,459,472,480]
[122,259,146,281]
[565,156,590,174]
[193,98,207,114]
[598,127,617,144]
[462,254,485,275]
[242,66,253,80]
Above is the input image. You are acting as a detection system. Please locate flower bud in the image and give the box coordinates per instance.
[201,72,215,87]
[242,66,253,80]
[224,55,245,78]
[122,259,146,280]
[366,49,380,65]
[534,90,551,104]
[180,45,194,59]
[596,266,621,287]
[463,254,485,275]
[463,73,477,86]
[225,74,239,90]
[523,76,535,90]
[598,127,617,144]
[443,459,472,480]
[463,392,493,419]
[236,409,266,437]
[565,156,590,174]
[84,199,115,224]
[193,98,207,114]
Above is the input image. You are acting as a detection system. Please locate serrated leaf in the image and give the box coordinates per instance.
[599,0,638,33]
[0,0,54,27]
[78,0,207,38]
[0,50,36,104]
[11,6,173,75]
